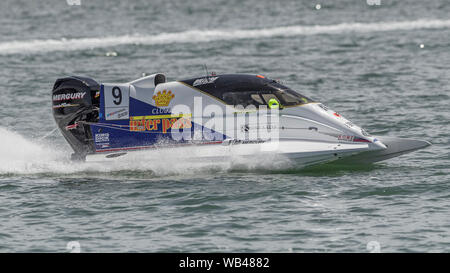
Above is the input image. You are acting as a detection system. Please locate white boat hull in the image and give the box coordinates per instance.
[85,136,429,168]
[333,136,431,164]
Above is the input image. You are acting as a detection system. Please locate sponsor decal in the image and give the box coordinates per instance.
[65,123,79,130]
[152,108,171,115]
[241,124,277,132]
[318,103,329,111]
[129,113,192,121]
[192,77,219,86]
[353,137,371,143]
[106,108,128,119]
[95,143,110,149]
[105,107,129,120]
[222,139,266,145]
[129,114,192,133]
[52,103,80,109]
[338,135,355,142]
[53,92,86,101]
[344,121,355,128]
[152,90,175,107]
[361,128,371,136]
[338,135,371,143]
[95,133,110,143]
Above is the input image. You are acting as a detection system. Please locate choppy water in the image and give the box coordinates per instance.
[0,0,449,252]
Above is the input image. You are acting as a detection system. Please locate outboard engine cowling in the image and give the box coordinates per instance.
[52,76,99,160]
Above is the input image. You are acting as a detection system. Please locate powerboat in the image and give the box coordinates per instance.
[51,73,430,166]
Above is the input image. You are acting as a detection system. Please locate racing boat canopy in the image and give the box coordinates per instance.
[180,74,315,107]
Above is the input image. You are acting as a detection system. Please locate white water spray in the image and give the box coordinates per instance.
[0,127,292,176]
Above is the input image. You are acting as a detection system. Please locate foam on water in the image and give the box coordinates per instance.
[0,127,70,175]
[1,19,450,55]
[0,127,292,176]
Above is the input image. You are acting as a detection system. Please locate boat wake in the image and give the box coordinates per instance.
[1,19,449,55]
[0,127,293,177]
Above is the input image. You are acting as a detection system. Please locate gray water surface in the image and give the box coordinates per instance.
[0,0,449,252]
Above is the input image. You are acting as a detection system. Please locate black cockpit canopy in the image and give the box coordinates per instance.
[180,74,314,107]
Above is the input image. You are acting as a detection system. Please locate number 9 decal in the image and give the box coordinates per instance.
[103,84,130,120]
[112,86,122,105]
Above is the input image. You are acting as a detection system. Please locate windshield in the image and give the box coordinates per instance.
[222,84,314,107]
